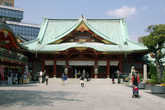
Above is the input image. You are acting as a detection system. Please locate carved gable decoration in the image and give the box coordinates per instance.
[60,31,103,43]
[0,29,19,49]
[76,22,89,32]
[52,22,113,44]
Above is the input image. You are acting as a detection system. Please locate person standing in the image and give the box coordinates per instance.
[8,72,12,85]
[117,70,121,84]
[64,67,68,75]
[39,71,43,83]
[132,71,140,87]
[131,71,140,97]
[129,66,135,85]
[86,72,89,81]
[74,69,78,78]
[81,69,86,80]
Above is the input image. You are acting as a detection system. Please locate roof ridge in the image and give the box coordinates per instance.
[46,18,122,20]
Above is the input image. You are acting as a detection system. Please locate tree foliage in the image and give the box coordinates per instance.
[141,24,165,83]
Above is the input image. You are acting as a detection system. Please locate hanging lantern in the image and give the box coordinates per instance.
[3,30,8,38]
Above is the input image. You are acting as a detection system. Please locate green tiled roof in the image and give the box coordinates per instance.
[23,17,147,53]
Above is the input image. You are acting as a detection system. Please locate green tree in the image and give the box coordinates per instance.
[149,63,157,84]
[141,24,165,83]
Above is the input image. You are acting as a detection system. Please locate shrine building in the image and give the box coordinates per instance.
[23,16,148,79]
[0,22,28,81]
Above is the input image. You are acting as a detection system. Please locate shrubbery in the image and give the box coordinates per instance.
[162,70,165,83]
[147,63,158,84]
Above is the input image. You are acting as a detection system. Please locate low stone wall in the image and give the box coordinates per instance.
[151,85,165,94]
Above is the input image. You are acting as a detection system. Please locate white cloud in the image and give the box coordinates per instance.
[106,6,136,18]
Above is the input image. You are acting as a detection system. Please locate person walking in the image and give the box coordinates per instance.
[111,72,115,84]
[45,74,49,85]
[42,70,46,83]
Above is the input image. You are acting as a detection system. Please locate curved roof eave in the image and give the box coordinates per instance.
[38,18,82,45]
[27,42,148,53]
[83,19,118,45]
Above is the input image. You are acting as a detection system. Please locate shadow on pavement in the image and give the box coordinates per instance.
[0,90,82,107]
[0,84,38,87]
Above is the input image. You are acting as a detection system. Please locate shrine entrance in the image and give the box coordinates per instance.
[68,60,94,78]
[71,66,93,78]
[110,66,119,78]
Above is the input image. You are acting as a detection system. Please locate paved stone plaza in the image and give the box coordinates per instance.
[0,79,165,110]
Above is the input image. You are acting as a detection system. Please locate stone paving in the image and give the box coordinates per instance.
[0,78,165,110]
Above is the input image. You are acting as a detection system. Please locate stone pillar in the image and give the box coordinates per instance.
[107,60,110,78]
[53,57,56,77]
[143,64,147,83]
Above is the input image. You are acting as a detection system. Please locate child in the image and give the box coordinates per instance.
[62,73,67,85]
[132,85,139,98]
[80,79,85,87]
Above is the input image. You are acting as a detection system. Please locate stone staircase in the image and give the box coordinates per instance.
[47,78,117,85]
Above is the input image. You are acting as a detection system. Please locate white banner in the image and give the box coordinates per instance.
[98,61,107,66]
[45,60,54,65]
[69,61,94,66]
[56,61,66,65]
[110,61,119,66]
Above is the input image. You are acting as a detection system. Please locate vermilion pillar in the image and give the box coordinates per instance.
[66,58,69,67]
[53,57,56,77]
[107,60,110,78]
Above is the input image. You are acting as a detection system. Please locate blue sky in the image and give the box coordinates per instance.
[15,0,165,41]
